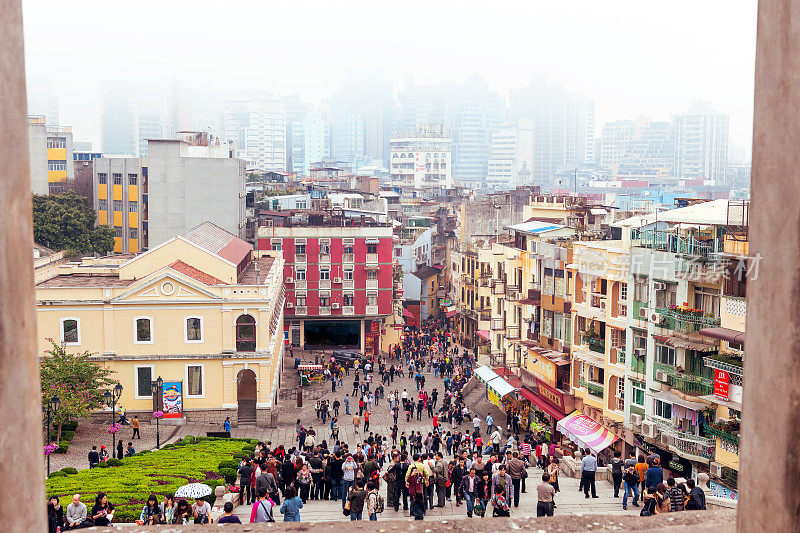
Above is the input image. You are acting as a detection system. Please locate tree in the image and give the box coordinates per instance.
[32,191,116,256]
[40,339,116,444]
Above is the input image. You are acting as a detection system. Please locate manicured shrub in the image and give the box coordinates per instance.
[217,460,239,471]
[96,462,110,468]
[60,431,76,441]
[60,467,78,475]
[46,438,253,523]
[106,458,122,467]
[250,439,259,445]
[49,471,67,478]
[219,468,237,484]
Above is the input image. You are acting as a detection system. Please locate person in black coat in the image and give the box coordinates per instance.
[88,446,100,468]
[116,440,124,460]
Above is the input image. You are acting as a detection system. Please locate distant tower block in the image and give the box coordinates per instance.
[517,161,531,186]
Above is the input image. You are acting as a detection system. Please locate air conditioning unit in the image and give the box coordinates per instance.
[332,303,341,309]
[653,282,666,291]
[642,420,657,439]
[287,302,294,308]
[333,277,342,284]
[630,413,643,426]
[638,307,648,320]
[655,369,670,383]
[634,348,646,358]
[710,462,724,478]
[285,277,294,284]
[660,433,671,446]
[599,300,607,311]
[651,312,663,323]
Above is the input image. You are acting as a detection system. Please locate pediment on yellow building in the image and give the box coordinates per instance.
[112,270,222,302]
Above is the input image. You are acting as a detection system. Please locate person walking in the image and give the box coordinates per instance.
[460,467,479,517]
[536,474,556,517]
[131,416,140,439]
[352,413,361,435]
[346,479,368,521]
[506,451,526,507]
[622,453,640,510]
[581,450,598,498]
[279,486,303,522]
[238,457,255,506]
[610,450,623,498]
[363,410,371,433]
[88,446,100,469]
[645,458,664,491]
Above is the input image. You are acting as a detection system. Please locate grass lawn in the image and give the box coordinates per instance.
[46,436,257,522]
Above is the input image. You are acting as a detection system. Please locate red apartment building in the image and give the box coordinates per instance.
[257,218,394,357]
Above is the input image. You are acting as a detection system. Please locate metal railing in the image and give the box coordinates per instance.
[578,378,605,399]
[653,362,713,396]
[491,318,504,330]
[632,229,723,259]
[704,425,741,445]
[506,326,521,340]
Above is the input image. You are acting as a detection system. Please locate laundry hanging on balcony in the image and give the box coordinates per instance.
[556,409,618,453]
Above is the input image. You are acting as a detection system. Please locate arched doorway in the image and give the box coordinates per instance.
[237,369,257,425]
[236,314,256,352]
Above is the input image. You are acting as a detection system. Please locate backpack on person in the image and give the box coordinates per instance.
[640,497,657,517]
[407,469,424,497]
[375,493,385,514]
[258,500,275,522]
[624,465,639,485]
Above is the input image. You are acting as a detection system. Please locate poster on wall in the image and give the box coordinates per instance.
[162,381,183,419]
[710,480,738,501]
[487,388,501,408]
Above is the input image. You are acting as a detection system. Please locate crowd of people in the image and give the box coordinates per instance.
[49,319,709,528]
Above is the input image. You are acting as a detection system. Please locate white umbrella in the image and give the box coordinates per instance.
[175,483,212,499]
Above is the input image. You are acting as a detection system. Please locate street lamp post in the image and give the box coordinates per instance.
[151,376,163,449]
[43,395,60,477]
[104,383,123,456]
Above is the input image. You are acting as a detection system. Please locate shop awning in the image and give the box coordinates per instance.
[519,387,565,420]
[487,376,517,398]
[699,327,746,345]
[653,334,718,352]
[650,390,708,411]
[403,309,415,319]
[446,309,458,318]
[476,330,491,341]
[556,410,618,453]
[475,365,499,384]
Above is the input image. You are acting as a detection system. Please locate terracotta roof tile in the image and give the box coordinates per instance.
[168,260,226,285]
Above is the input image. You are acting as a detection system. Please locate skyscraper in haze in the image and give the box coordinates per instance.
[509,76,595,188]
[221,94,289,172]
[398,74,505,187]
[326,69,393,167]
[169,78,193,132]
[674,102,729,183]
[102,89,138,156]
[291,110,331,177]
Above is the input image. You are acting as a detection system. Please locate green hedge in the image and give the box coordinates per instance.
[60,467,78,475]
[46,438,251,523]
[217,460,239,471]
[106,458,122,467]
[49,471,67,478]
[219,468,237,484]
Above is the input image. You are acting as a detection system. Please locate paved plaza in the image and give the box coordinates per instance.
[53,350,642,521]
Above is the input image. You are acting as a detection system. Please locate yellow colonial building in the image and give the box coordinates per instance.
[35,222,285,426]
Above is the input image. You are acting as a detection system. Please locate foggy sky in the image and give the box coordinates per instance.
[22,0,757,155]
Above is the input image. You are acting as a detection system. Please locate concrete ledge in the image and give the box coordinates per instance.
[86,509,736,531]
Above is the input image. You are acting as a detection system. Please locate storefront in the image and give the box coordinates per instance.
[632,439,694,480]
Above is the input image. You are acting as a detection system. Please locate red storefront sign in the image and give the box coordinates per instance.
[714,369,730,400]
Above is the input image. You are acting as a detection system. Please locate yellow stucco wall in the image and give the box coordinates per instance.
[120,238,237,283]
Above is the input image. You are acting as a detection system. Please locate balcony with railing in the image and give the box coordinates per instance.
[295,253,307,264]
[319,280,331,290]
[342,253,354,263]
[342,306,355,315]
[366,253,378,264]
[319,306,331,316]
[295,306,307,316]
[366,305,379,315]
[319,253,331,264]
[491,318,504,330]
[653,361,713,396]
[654,307,721,333]
[654,420,716,460]
[675,256,725,283]
[578,378,605,399]
[366,280,379,289]
[480,310,492,321]
[632,228,724,259]
[506,326,521,340]
[705,423,741,446]
[582,332,606,354]
[704,353,744,376]
[295,279,307,290]
[505,285,522,301]
[491,279,505,295]
[343,279,354,290]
